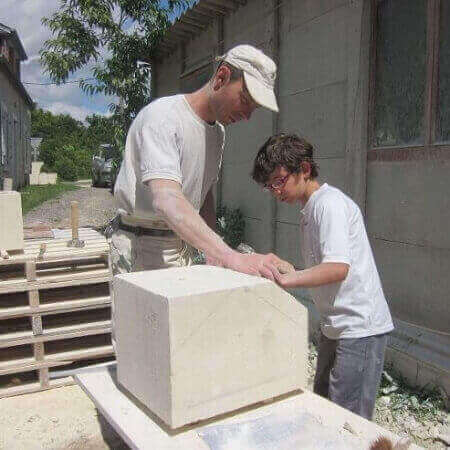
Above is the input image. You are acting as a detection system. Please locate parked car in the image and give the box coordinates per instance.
[92,144,115,187]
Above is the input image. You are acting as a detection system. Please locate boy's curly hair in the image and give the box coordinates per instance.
[252,133,319,185]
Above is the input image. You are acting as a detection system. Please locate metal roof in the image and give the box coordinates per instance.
[156,0,247,59]
[0,22,28,60]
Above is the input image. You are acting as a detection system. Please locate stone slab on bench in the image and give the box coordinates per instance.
[75,363,422,450]
[114,265,308,429]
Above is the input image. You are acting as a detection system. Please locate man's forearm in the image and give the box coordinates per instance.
[153,187,233,263]
[147,179,284,280]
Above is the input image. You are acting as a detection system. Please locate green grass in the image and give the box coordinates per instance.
[20,182,79,215]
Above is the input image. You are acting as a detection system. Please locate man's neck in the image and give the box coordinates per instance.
[301,179,321,206]
[185,86,216,124]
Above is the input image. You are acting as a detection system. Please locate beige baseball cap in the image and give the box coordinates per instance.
[216,44,279,113]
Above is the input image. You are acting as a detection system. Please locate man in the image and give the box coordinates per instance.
[252,133,394,420]
[111,44,291,280]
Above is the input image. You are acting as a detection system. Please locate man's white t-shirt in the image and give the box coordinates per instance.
[114,95,225,226]
[300,183,394,339]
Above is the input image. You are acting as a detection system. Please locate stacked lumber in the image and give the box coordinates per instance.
[0,234,114,398]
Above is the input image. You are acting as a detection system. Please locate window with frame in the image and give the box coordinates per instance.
[371,0,449,149]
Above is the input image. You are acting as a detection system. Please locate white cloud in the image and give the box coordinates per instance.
[0,0,118,121]
[46,102,95,122]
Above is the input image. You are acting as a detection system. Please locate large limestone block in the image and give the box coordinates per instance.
[114,266,308,429]
[0,191,24,251]
[31,161,44,174]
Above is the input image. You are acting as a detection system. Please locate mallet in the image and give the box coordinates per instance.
[68,201,85,248]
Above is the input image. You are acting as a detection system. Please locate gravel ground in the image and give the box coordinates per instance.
[0,385,128,450]
[23,183,116,230]
[306,344,450,449]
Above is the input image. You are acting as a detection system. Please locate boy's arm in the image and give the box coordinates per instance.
[276,196,351,288]
[275,263,349,288]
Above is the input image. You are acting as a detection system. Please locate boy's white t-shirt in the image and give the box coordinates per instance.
[300,183,394,339]
[114,95,225,226]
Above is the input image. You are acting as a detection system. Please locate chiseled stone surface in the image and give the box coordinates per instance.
[114,265,308,429]
[0,191,24,251]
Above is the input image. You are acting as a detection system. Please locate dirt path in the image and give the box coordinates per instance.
[24,182,116,230]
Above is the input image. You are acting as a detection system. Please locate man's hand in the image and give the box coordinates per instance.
[270,254,295,274]
[211,251,281,281]
[207,251,294,281]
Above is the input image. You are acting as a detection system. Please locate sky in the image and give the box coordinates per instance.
[0,0,192,122]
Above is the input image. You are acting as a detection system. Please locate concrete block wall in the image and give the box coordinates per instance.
[366,160,450,397]
[154,0,371,322]
[221,0,276,254]
[152,0,449,396]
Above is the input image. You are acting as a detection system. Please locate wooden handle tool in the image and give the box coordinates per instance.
[68,201,85,247]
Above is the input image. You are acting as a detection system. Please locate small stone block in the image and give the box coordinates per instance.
[3,178,13,191]
[114,266,308,429]
[29,173,39,185]
[0,191,24,251]
[46,173,57,184]
[31,161,44,174]
[38,173,48,185]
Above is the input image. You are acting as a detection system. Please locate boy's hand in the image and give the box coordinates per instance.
[274,271,299,289]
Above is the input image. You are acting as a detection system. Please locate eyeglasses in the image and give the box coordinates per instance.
[263,174,290,192]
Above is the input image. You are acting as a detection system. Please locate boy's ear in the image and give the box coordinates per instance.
[300,161,312,178]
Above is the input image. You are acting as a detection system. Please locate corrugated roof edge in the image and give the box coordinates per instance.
[155,0,247,60]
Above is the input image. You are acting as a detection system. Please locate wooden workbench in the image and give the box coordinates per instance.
[75,363,421,450]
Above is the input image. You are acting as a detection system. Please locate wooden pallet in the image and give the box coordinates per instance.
[0,234,114,398]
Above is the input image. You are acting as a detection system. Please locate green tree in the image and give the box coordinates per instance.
[40,0,193,130]
[32,108,118,180]
[85,114,116,144]
[31,108,82,139]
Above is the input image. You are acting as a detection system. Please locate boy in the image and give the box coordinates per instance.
[252,133,394,420]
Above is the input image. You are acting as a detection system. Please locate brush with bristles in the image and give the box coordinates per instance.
[369,436,411,450]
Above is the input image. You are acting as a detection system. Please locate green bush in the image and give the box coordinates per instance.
[192,206,246,265]
[54,156,78,181]
[216,206,245,249]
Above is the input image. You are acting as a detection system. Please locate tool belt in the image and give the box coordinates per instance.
[118,217,175,237]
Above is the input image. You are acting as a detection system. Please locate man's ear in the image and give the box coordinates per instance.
[213,65,231,91]
[300,161,312,178]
